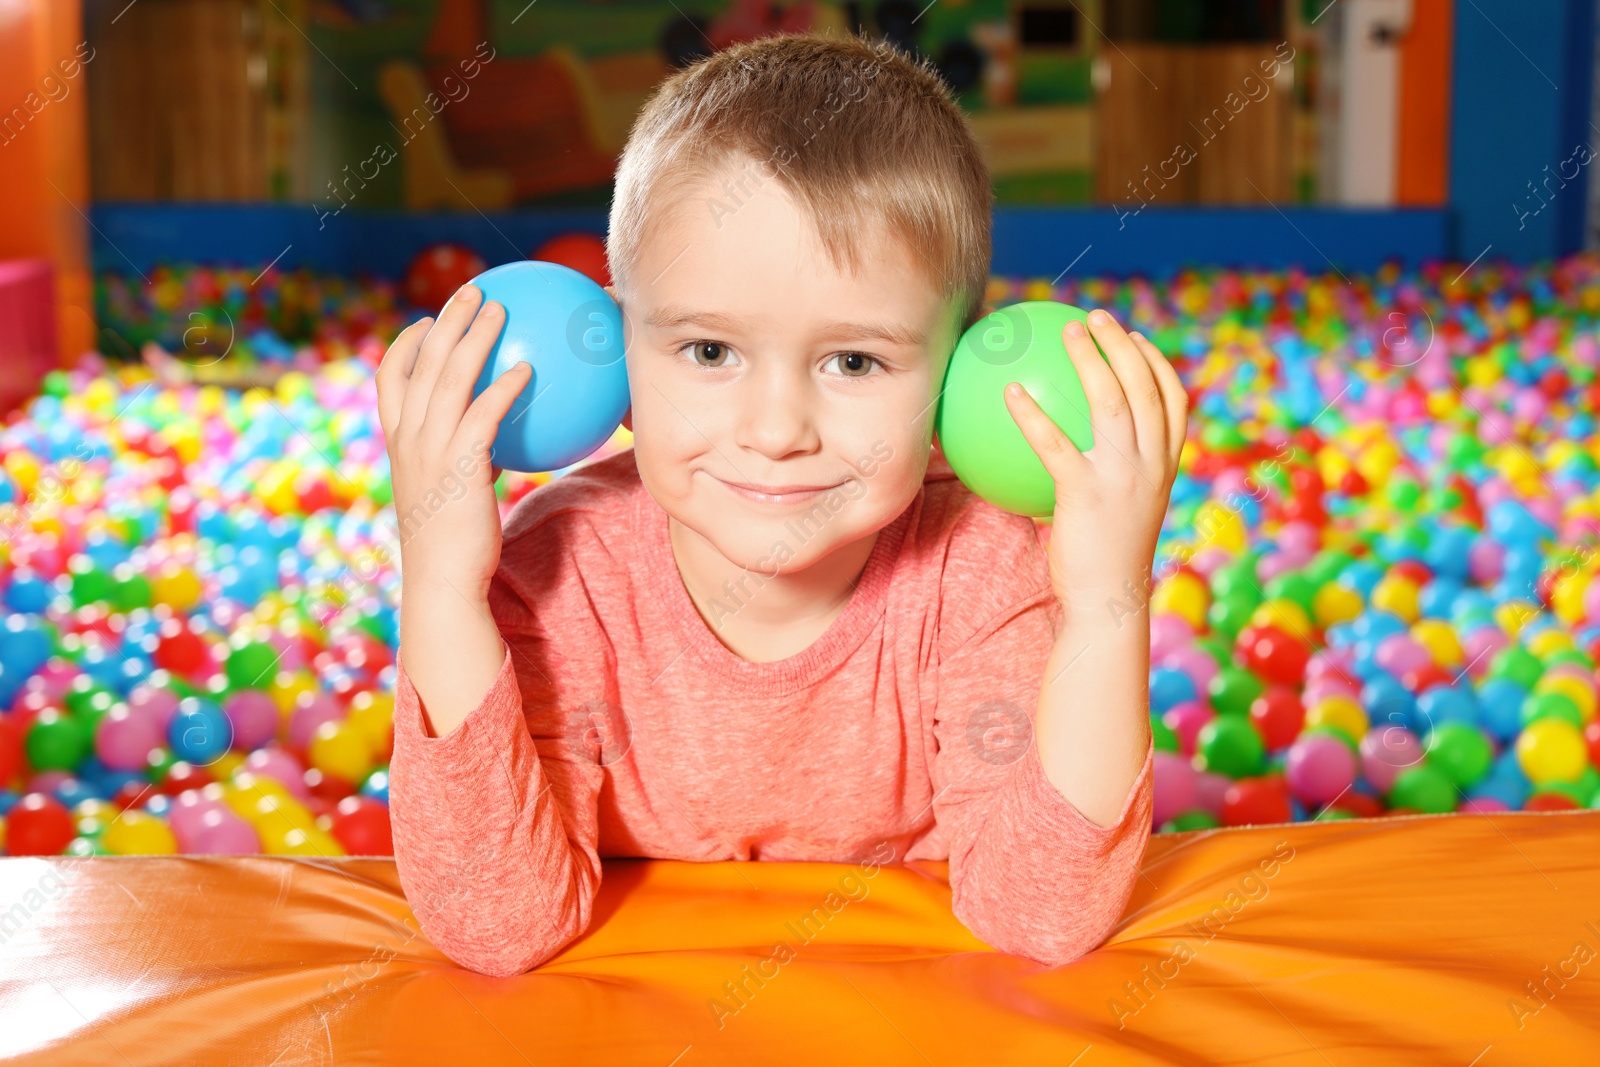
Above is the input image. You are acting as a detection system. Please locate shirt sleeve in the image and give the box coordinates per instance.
[387,518,614,977]
[927,516,1155,967]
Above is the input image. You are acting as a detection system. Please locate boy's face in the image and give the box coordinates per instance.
[614,157,965,576]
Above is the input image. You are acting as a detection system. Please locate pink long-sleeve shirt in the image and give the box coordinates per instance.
[388,447,1155,976]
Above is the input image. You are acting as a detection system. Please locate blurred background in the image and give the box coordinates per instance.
[1,0,1600,857]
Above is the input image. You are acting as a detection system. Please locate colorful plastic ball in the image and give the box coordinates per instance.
[1208,665,1266,717]
[1248,687,1306,750]
[329,796,393,856]
[1285,732,1357,806]
[223,690,279,752]
[1220,776,1293,826]
[5,792,75,855]
[1151,750,1199,825]
[404,243,488,313]
[226,640,282,690]
[1388,765,1459,814]
[186,807,263,854]
[25,710,90,772]
[1360,724,1423,794]
[1423,722,1494,787]
[167,698,233,764]
[935,302,1109,517]
[95,704,165,772]
[0,716,23,785]
[308,720,372,784]
[1195,716,1266,778]
[100,808,177,855]
[467,260,630,474]
[1235,624,1310,686]
[359,769,389,806]
[530,232,611,287]
[1516,717,1589,784]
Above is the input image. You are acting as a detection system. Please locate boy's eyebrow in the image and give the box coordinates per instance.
[643,304,926,347]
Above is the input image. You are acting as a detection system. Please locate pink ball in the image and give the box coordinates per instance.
[1360,725,1422,794]
[225,690,280,752]
[1149,614,1194,661]
[1255,551,1293,585]
[1459,796,1509,814]
[1467,540,1505,584]
[1187,548,1232,579]
[1161,647,1220,694]
[1461,627,1509,677]
[186,808,263,854]
[1152,751,1199,825]
[1162,701,1215,757]
[168,787,228,840]
[1275,522,1320,564]
[1375,634,1432,677]
[128,684,181,734]
[243,746,311,799]
[1193,769,1232,816]
[288,694,343,751]
[27,769,73,795]
[94,704,166,772]
[1285,733,1357,806]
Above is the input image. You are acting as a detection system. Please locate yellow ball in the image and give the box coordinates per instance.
[1516,718,1589,784]
[1525,628,1573,660]
[1192,502,1247,554]
[348,691,395,755]
[1253,598,1314,639]
[309,719,373,783]
[152,560,203,612]
[1150,570,1209,630]
[1495,600,1540,639]
[1306,695,1369,744]
[1313,583,1364,628]
[101,810,179,855]
[258,819,346,857]
[1369,575,1420,623]
[1535,675,1597,723]
[271,671,318,718]
[1411,619,1464,669]
[1550,570,1592,626]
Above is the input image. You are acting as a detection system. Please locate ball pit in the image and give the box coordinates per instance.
[4,252,1600,854]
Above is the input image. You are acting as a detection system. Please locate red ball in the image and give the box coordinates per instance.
[6,793,75,855]
[1524,791,1580,812]
[1390,560,1433,586]
[404,244,488,313]
[1401,664,1455,695]
[1220,775,1293,827]
[330,796,394,856]
[1249,686,1306,751]
[304,767,356,804]
[1334,792,1384,819]
[1585,721,1600,770]
[113,781,151,811]
[531,233,611,287]
[158,761,216,797]
[1235,624,1310,687]
[154,619,211,677]
[0,715,22,787]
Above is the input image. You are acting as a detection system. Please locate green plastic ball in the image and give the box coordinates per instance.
[227,640,282,690]
[934,301,1109,516]
[1196,715,1266,778]
[1389,765,1458,813]
[26,710,90,771]
[1162,810,1221,832]
[1424,722,1493,787]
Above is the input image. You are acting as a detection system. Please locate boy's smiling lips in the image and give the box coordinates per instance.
[709,473,847,504]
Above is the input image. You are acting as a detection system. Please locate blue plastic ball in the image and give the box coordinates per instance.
[168,698,233,764]
[468,261,630,473]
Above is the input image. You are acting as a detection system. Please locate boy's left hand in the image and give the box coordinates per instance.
[1001,307,1188,613]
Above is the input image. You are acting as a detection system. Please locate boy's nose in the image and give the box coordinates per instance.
[736,365,821,458]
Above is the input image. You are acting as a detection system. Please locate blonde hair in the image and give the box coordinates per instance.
[607,32,994,332]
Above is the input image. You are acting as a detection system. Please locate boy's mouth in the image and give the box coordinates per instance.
[710,475,845,506]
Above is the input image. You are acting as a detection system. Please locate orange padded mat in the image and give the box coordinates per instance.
[5,809,1599,1065]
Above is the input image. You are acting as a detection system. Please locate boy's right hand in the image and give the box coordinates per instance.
[375,283,534,600]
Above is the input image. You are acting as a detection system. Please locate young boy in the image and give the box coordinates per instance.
[376,32,1185,977]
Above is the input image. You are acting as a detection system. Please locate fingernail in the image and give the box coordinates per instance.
[1090,309,1110,324]
[1130,330,1145,342]
[1006,382,1021,398]
[459,284,479,299]
[1065,320,1086,337]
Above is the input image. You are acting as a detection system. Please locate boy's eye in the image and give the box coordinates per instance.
[684,341,737,368]
[826,352,879,378]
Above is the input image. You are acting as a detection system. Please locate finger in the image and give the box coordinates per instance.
[1059,316,1133,457]
[401,284,484,434]
[375,317,433,439]
[1129,331,1189,475]
[459,360,534,466]
[1086,308,1164,456]
[1003,380,1091,487]
[422,297,507,436]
